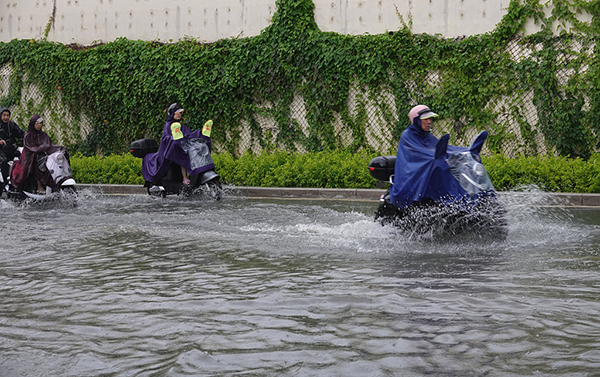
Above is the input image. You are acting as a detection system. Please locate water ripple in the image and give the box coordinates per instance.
[1,193,600,375]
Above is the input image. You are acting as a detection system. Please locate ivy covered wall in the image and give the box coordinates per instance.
[0,0,599,159]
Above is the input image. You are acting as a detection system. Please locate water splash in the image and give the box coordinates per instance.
[1,188,596,258]
[499,188,594,248]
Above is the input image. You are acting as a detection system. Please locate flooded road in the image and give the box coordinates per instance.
[1,190,600,376]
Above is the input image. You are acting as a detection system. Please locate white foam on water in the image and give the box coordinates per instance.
[500,189,596,249]
[3,188,597,258]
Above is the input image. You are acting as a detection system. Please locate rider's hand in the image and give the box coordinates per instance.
[0,139,6,147]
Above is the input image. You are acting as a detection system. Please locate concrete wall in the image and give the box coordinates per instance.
[0,0,278,44]
[1,0,518,45]
[314,0,511,38]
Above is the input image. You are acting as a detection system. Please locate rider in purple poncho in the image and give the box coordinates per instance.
[12,115,70,192]
[142,103,214,184]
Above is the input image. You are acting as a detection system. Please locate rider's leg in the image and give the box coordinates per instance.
[0,150,8,182]
[181,165,190,185]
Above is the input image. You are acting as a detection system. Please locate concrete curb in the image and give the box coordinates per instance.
[231,186,383,200]
[543,192,600,207]
[76,184,384,201]
[75,184,600,206]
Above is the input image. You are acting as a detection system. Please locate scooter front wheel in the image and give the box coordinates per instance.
[147,186,167,198]
[203,180,223,201]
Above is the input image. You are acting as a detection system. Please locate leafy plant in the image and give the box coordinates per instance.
[1,0,600,160]
[70,152,600,193]
[71,153,144,185]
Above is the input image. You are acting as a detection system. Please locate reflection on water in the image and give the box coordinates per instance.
[1,189,600,376]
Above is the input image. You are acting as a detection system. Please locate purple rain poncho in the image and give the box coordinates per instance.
[11,114,69,189]
[142,113,214,183]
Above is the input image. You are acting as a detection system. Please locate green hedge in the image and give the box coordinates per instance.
[71,153,145,185]
[482,154,600,193]
[71,151,600,193]
[215,150,376,188]
[2,0,600,159]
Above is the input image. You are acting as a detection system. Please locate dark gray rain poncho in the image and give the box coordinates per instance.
[0,107,25,179]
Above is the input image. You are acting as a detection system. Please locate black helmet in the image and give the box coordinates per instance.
[167,103,183,117]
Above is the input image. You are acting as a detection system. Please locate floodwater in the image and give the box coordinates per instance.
[1,189,600,376]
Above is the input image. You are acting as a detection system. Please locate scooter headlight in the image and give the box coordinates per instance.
[473,163,485,177]
[56,153,65,164]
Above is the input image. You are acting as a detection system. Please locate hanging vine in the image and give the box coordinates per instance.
[0,0,599,158]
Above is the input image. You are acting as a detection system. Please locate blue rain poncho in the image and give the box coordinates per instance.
[389,123,491,209]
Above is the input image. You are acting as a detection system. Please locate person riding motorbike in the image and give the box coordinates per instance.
[142,102,215,186]
[370,105,504,237]
[11,114,70,193]
[0,107,25,184]
[389,105,467,209]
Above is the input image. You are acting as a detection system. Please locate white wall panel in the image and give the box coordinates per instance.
[0,0,593,44]
[0,0,276,44]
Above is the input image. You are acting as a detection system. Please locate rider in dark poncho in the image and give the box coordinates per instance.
[12,114,69,191]
[142,103,214,184]
[0,107,25,182]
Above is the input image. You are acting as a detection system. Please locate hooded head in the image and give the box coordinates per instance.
[167,103,184,118]
[28,114,43,132]
[408,105,438,125]
[24,114,54,152]
[408,105,438,133]
[0,107,10,124]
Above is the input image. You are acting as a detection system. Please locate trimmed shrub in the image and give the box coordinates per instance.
[71,152,600,193]
[483,154,600,193]
[71,153,144,185]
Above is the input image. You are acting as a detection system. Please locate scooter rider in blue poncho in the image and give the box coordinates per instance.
[389,105,468,209]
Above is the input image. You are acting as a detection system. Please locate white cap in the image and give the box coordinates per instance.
[408,105,438,124]
[419,109,438,120]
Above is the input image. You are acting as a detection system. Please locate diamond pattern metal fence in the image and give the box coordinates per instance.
[0,37,587,158]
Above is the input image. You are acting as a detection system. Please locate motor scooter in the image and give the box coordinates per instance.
[5,147,77,202]
[130,137,222,200]
[368,131,507,238]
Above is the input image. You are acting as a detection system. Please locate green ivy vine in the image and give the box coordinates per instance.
[0,0,599,158]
